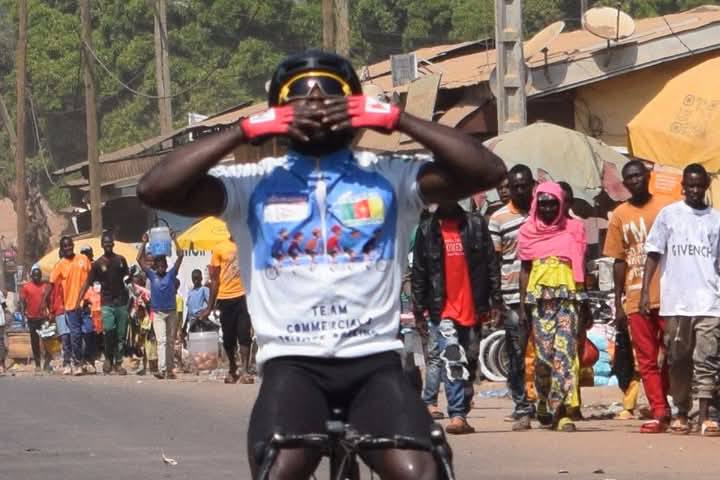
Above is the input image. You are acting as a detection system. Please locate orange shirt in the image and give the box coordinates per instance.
[50,254,92,311]
[210,239,245,300]
[603,196,670,314]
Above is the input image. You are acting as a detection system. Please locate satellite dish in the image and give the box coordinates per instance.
[584,6,636,41]
[524,21,565,60]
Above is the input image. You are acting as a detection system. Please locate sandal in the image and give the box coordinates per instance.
[555,417,576,432]
[670,418,690,435]
[701,420,720,437]
[615,409,635,421]
[640,419,668,434]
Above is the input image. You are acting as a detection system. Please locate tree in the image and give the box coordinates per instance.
[0,0,710,238]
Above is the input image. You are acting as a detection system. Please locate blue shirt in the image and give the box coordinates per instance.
[210,148,428,368]
[147,266,178,311]
[185,286,209,318]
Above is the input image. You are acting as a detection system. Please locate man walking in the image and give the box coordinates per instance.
[603,160,671,433]
[50,236,91,376]
[206,236,252,384]
[412,201,500,434]
[78,233,130,375]
[641,163,720,436]
[488,164,536,430]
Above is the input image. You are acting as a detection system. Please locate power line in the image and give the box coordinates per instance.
[82,38,223,100]
[661,15,694,54]
[28,91,57,186]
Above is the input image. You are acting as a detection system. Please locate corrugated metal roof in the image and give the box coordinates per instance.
[55,6,720,183]
[54,132,179,176]
[365,6,720,93]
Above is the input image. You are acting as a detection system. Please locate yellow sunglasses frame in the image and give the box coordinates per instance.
[278,71,353,104]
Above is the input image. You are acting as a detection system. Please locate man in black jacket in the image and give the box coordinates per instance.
[412,202,501,434]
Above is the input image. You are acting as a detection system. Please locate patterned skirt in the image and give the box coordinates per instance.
[530,294,579,416]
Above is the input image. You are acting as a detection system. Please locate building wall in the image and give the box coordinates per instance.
[574,50,720,148]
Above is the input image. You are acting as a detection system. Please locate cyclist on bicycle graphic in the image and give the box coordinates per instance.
[138,50,506,480]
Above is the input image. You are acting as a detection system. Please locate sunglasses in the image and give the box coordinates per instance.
[278,71,353,104]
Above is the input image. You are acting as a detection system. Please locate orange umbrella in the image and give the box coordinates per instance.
[627,56,720,170]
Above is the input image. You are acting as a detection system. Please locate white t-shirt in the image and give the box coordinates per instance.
[645,201,720,317]
[211,149,428,369]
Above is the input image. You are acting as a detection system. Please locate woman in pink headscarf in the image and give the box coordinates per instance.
[518,182,587,432]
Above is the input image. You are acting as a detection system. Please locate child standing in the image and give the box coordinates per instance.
[82,282,103,366]
[184,269,210,333]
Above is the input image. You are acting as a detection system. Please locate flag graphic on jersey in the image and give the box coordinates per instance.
[336,194,385,227]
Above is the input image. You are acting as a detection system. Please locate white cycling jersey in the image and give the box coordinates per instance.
[211,148,428,369]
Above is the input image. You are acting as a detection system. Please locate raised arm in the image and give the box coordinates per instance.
[137,104,323,217]
[397,114,506,203]
[316,96,507,203]
[172,231,184,272]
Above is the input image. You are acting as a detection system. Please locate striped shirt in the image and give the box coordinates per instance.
[488,203,528,305]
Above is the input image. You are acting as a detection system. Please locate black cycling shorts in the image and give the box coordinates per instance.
[247,351,433,466]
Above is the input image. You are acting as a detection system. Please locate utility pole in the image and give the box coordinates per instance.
[15,0,27,269]
[334,0,350,57]
[80,0,102,236]
[153,0,173,136]
[580,0,588,28]
[494,0,527,133]
[322,0,335,52]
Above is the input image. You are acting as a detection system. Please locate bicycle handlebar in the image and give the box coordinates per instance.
[268,432,433,452]
[259,425,455,480]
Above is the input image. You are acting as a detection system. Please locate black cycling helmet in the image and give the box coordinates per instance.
[267,50,362,106]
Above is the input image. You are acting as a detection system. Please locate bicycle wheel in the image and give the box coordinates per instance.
[478,330,506,382]
[487,335,507,382]
[495,338,510,378]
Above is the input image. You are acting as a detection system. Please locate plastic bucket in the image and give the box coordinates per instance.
[188,331,219,371]
[149,226,172,257]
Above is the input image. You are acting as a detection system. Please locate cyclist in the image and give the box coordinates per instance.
[137,50,506,479]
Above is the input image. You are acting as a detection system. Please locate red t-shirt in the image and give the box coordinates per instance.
[20,282,48,319]
[440,219,477,327]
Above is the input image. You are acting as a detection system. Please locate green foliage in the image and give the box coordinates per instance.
[0,0,715,207]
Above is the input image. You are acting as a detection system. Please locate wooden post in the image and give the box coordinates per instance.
[80,0,102,236]
[153,0,173,136]
[334,0,350,57]
[322,0,335,52]
[494,0,527,133]
[15,0,27,269]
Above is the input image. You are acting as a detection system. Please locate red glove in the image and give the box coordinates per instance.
[347,95,401,132]
[239,105,294,140]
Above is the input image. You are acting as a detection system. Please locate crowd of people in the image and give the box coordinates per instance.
[0,230,255,385]
[2,49,719,480]
[410,159,720,438]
